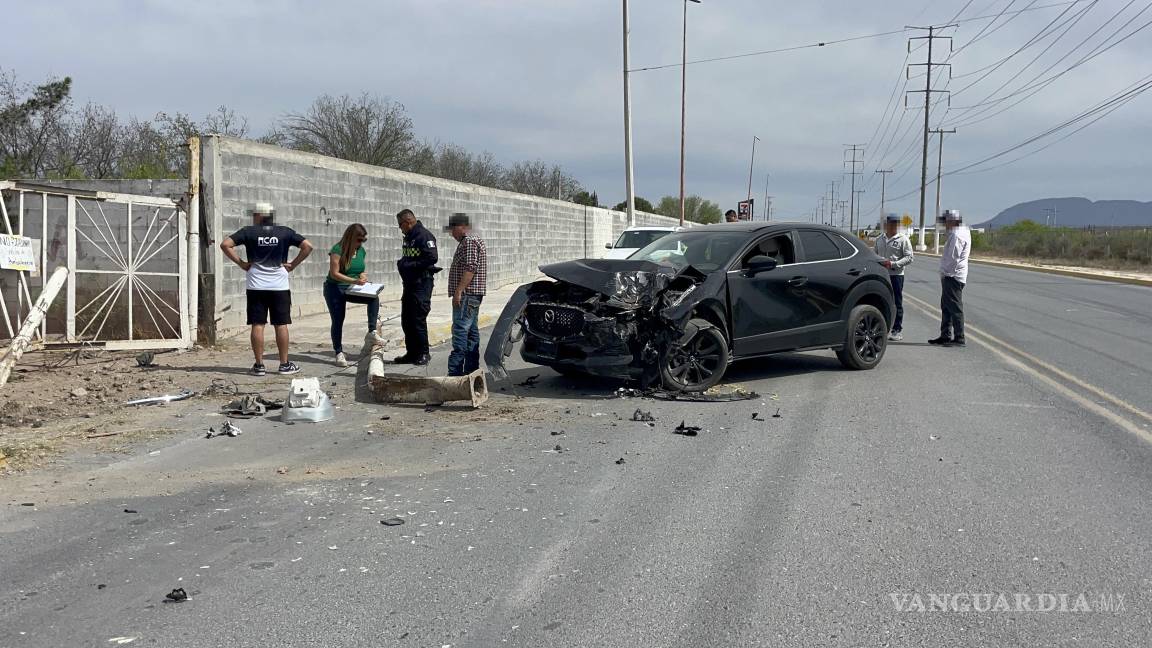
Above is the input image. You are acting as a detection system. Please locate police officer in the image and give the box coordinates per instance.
[395,209,439,365]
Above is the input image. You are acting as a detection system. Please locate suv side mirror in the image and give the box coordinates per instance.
[605,242,613,249]
[745,255,778,276]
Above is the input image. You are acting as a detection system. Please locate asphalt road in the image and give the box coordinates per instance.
[2,262,1150,647]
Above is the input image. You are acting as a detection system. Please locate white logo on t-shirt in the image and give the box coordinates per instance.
[257,236,279,246]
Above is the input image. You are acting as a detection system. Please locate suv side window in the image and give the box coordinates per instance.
[740,233,796,268]
[798,230,842,262]
[830,233,858,258]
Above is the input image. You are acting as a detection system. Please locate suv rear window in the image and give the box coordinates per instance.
[830,233,858,258]
[799,230,842,262]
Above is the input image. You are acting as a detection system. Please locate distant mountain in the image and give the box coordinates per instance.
[976,197,1152,229]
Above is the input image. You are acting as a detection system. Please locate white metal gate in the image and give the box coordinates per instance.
[0,182,193,350]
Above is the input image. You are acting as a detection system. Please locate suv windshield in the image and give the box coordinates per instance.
[629,231,749,272]
[615,229,672,249]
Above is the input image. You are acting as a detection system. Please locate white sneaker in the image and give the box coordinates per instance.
[889,331,904,341]
[335,352,350,367]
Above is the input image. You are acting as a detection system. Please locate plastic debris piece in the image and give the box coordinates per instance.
[772,408,782,418]
[517,374,540,387]
[381,517,406,526]
[673,420,701,437]
[164,588,188,602]
[123,509,138,514]
[281,378,334,423]
[631,409,655,422]
[135,352,156,368]
[615,457,626,465]
[125,390,195,406]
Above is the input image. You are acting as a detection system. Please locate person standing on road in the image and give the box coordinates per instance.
[445,213,487,377]
[324,223,379,367]
[395,209,438,366]
[874,214,914,341]
[725,209,739,223]
[220,202,313,376]
[929,209,970,348]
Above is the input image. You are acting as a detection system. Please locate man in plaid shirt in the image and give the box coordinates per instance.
[445,213,487,376]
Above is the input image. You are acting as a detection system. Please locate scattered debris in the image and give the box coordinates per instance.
[85,430,125,439]
[381,517,406,527]
[752,412,764,421]
[108,637,139,645]
[673,420,701,437]
[380,415,391,421]
[615,457,626,465]
[772,408,782,419]
[206,421,243,438]
[204,378,239,397]
[135,352,157,368]
[617,387,759,402]
[929,434,941,441]
[97,584,107,590]
[222,394,283,418]
[550,430,564,436]
[71,387,89,398]
[553,444,563,452]
[164,588,188,602]
[424,405,438,413]
[276,467,289,475]
[125,389,195,406]
[516,374,540,387]
[123,509,138,514]
[21,502,35,507]
[630,409,655,422]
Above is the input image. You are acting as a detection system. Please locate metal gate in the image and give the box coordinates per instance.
[0,182,193,350]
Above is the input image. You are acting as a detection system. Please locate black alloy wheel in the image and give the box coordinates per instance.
[660,318,730,392]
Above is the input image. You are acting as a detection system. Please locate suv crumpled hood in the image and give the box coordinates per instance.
[539,259,680,308]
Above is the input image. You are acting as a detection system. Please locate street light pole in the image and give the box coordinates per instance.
[679,0,701,227]
[747,135,759,201]
[762,172,770,220]
[623,0,637,226]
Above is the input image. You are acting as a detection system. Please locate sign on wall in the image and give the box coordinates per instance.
[0,234,36,272]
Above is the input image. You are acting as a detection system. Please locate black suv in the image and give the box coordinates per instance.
[486,222,895,391]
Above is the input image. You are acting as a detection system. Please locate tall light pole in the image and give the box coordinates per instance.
[622,0,637,225]
[679,0,701,226]
[747,135,759,201]
[762,172,770,220]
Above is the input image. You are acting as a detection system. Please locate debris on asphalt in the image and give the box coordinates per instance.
[205,420,243,439]
[276,466,289,475]
[204,378,239,397]
[424,405,438,413]
[930,434,941,441]
[516,374,540,387]
[85,430,125,439]
[97,584,106,589]
[21,502,34,506]
[222,394,283,418]
[380,415,391,421]
[135,352,157,368]
[617,386,759,402]
[125,389,195,406]
[123,509,138,514]
[615,457,626,465]
[281,378,334,423]
[554,444,564,452]
[630,409,655,422]
[673,421,701,437]
[71,387,88,398]
[381,517,406,526]
[772,408,782,418]
[164,588,188,602]
[752,412,764,421]
[550,430,564,436]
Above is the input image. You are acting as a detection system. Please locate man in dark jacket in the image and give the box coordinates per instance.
[395,209,438,365]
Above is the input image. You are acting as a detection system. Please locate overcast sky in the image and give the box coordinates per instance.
[5,0,1150,224]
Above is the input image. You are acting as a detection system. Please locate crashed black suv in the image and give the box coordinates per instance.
[485,222,894,391]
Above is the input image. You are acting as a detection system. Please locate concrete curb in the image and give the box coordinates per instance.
[918,252,1152,287]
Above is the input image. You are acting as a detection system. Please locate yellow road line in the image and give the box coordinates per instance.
[902,292,1152,445]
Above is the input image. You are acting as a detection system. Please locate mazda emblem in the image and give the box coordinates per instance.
[543,309,556,324]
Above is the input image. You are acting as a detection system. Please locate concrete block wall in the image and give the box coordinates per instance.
[201,136,687,339]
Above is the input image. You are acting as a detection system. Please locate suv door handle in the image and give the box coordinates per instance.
[787,276,808,287]
[847,268,862,276]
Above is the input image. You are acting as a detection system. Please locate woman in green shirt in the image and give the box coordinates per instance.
[324,223,379,366]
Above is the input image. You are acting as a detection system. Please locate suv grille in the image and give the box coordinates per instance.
[526,304,585,338]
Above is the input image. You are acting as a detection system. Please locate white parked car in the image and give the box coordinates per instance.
[604,226,681,259]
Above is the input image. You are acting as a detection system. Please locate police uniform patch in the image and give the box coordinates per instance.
[427,240,436,248]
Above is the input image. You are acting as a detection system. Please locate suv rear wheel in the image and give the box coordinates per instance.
[836,304,888,370]
[660,318,730,392]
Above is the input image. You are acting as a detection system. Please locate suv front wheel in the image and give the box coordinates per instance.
[836,304,888,370]
[660,318,730,392]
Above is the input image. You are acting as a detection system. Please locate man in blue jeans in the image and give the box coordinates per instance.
[445,213,487,376]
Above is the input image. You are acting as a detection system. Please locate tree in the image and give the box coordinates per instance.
[612,197,654,213]
[429,143,504,187]
[572,190,599,207]
[654,195,722,224]
[502,159,583,200]
[277,93,416,167]
[0,72,73,178]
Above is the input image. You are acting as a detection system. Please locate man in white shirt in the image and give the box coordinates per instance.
[873,214,914,341]
[929,209,970,348]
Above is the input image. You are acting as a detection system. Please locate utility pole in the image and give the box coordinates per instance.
[747,135,759,201]
[907,24,954,250]
[819,196,828,225]
[622,0,636,225]
[765,195,773,221]
[762,173,770,219]
[844,144,865,233]
[854,190,865,234]
[930,128,956,254]
[838,201,848,228]
[875,169,893,223]
[679,0,702,226]
[829,181,838,227]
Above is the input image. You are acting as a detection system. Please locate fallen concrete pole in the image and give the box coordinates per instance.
[0,266,68,388]
[368,342,488,407]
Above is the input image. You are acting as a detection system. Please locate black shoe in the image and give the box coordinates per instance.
[413,354,431,366]
[928,336,952,346]
[393,354,414,364]
[946,338,966,348]
[250,363,266,377]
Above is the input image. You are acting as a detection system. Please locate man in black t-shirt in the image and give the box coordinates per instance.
[220,202,314,376]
